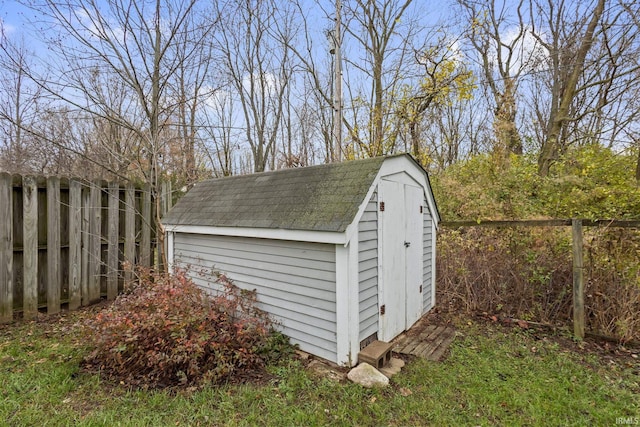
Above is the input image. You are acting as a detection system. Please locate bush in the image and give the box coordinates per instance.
[437,226,640,342]
[437,227,573,323]
[83,268,290,388]
[432,147,640,221]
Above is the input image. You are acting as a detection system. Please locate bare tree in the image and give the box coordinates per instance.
[198,89,240,177]
[620,1,640,182]
[395,31,475,160]
[342,0,420,157]
[165,8,217,185]
[531,0,608,176]
[212,0,297,172]
[458,0,541,156]
[18,0,209,265]
[280,0,337,163]
[0,31,47,173]
[420,93,493,170]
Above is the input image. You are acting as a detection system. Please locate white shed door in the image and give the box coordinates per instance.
[404,184,424,328]
[379,179,424,341]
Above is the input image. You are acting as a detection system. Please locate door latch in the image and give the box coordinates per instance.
[404,241,410,248]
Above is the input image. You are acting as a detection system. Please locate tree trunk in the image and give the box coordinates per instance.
[410,120,420,158]
[494,78,522,155]
[636,143,640,184]
[538,0,605,177]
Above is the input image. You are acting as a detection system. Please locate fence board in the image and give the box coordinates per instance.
[124,185,135,283]
[22,176,38,318]
[81,187,90,306]
[141,186,151,267]
[157,182,171,271]
[0,176,156,319]
[107,182,119,300]
[88,182,101,303]
[0,173,13,323]
[46,177,60,314]
[68,180,82,310]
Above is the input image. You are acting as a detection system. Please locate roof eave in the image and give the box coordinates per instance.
[164,224,347,245]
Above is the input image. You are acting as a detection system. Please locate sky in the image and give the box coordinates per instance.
[1,0,457,39]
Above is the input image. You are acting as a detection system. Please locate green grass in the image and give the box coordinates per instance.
[0,312,638,426]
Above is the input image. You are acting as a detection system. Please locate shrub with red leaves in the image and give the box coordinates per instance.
[83,268,279,388]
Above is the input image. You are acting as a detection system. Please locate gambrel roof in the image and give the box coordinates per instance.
[163,156,388,232]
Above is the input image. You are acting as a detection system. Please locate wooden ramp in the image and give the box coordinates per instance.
[392,323,456,361]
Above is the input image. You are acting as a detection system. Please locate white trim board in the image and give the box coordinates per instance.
[164,224,346,245]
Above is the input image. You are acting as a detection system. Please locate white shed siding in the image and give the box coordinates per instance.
[423,198,434,313]
[173,233,338,362]
[358,191,378,341]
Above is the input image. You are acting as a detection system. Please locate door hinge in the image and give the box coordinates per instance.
[419,285,423,293]
[380,304,386,315]
[420,205,423,213]
[379,201,385,212]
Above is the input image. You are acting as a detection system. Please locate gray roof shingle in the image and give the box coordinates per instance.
[163,156,387,232]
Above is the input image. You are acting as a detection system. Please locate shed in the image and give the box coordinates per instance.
[163,154,440,366]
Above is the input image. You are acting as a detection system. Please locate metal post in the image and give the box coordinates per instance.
[332,0,343,162]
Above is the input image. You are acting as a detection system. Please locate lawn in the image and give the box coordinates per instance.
[0,307,638,426]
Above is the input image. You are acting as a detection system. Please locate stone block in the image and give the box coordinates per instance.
[358,340,394,369]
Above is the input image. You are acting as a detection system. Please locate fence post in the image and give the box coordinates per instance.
[23,176,38,318]
[68,180,82,310]
[572,219,585,340]
[47,177,61,314]
[124,184,136,283]
[107,182,119,300]
[0,173,13,323]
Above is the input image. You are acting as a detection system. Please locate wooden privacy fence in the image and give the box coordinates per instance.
[440,219,640,341]
[0,174,172,322]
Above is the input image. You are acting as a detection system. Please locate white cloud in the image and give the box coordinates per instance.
[447,39,464,63]
[73,6,125,45]
[241,72,281,98]
[204,88,232,110]
[489,24,547,76]
[0,19,16,36]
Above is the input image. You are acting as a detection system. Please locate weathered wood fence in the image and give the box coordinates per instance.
[440,219,640,341]
[0,174,172,322]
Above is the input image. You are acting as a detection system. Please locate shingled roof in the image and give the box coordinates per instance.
[163,156,390,232]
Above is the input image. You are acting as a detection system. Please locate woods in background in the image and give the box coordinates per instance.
[0,0,638,191]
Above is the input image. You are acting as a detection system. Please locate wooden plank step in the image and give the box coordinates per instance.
[427,330,457,361]
[411,325,447,355]
[419,327,455,359]
[418,324,439,341]
[392,335,410,352]
[398,325,437,354]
